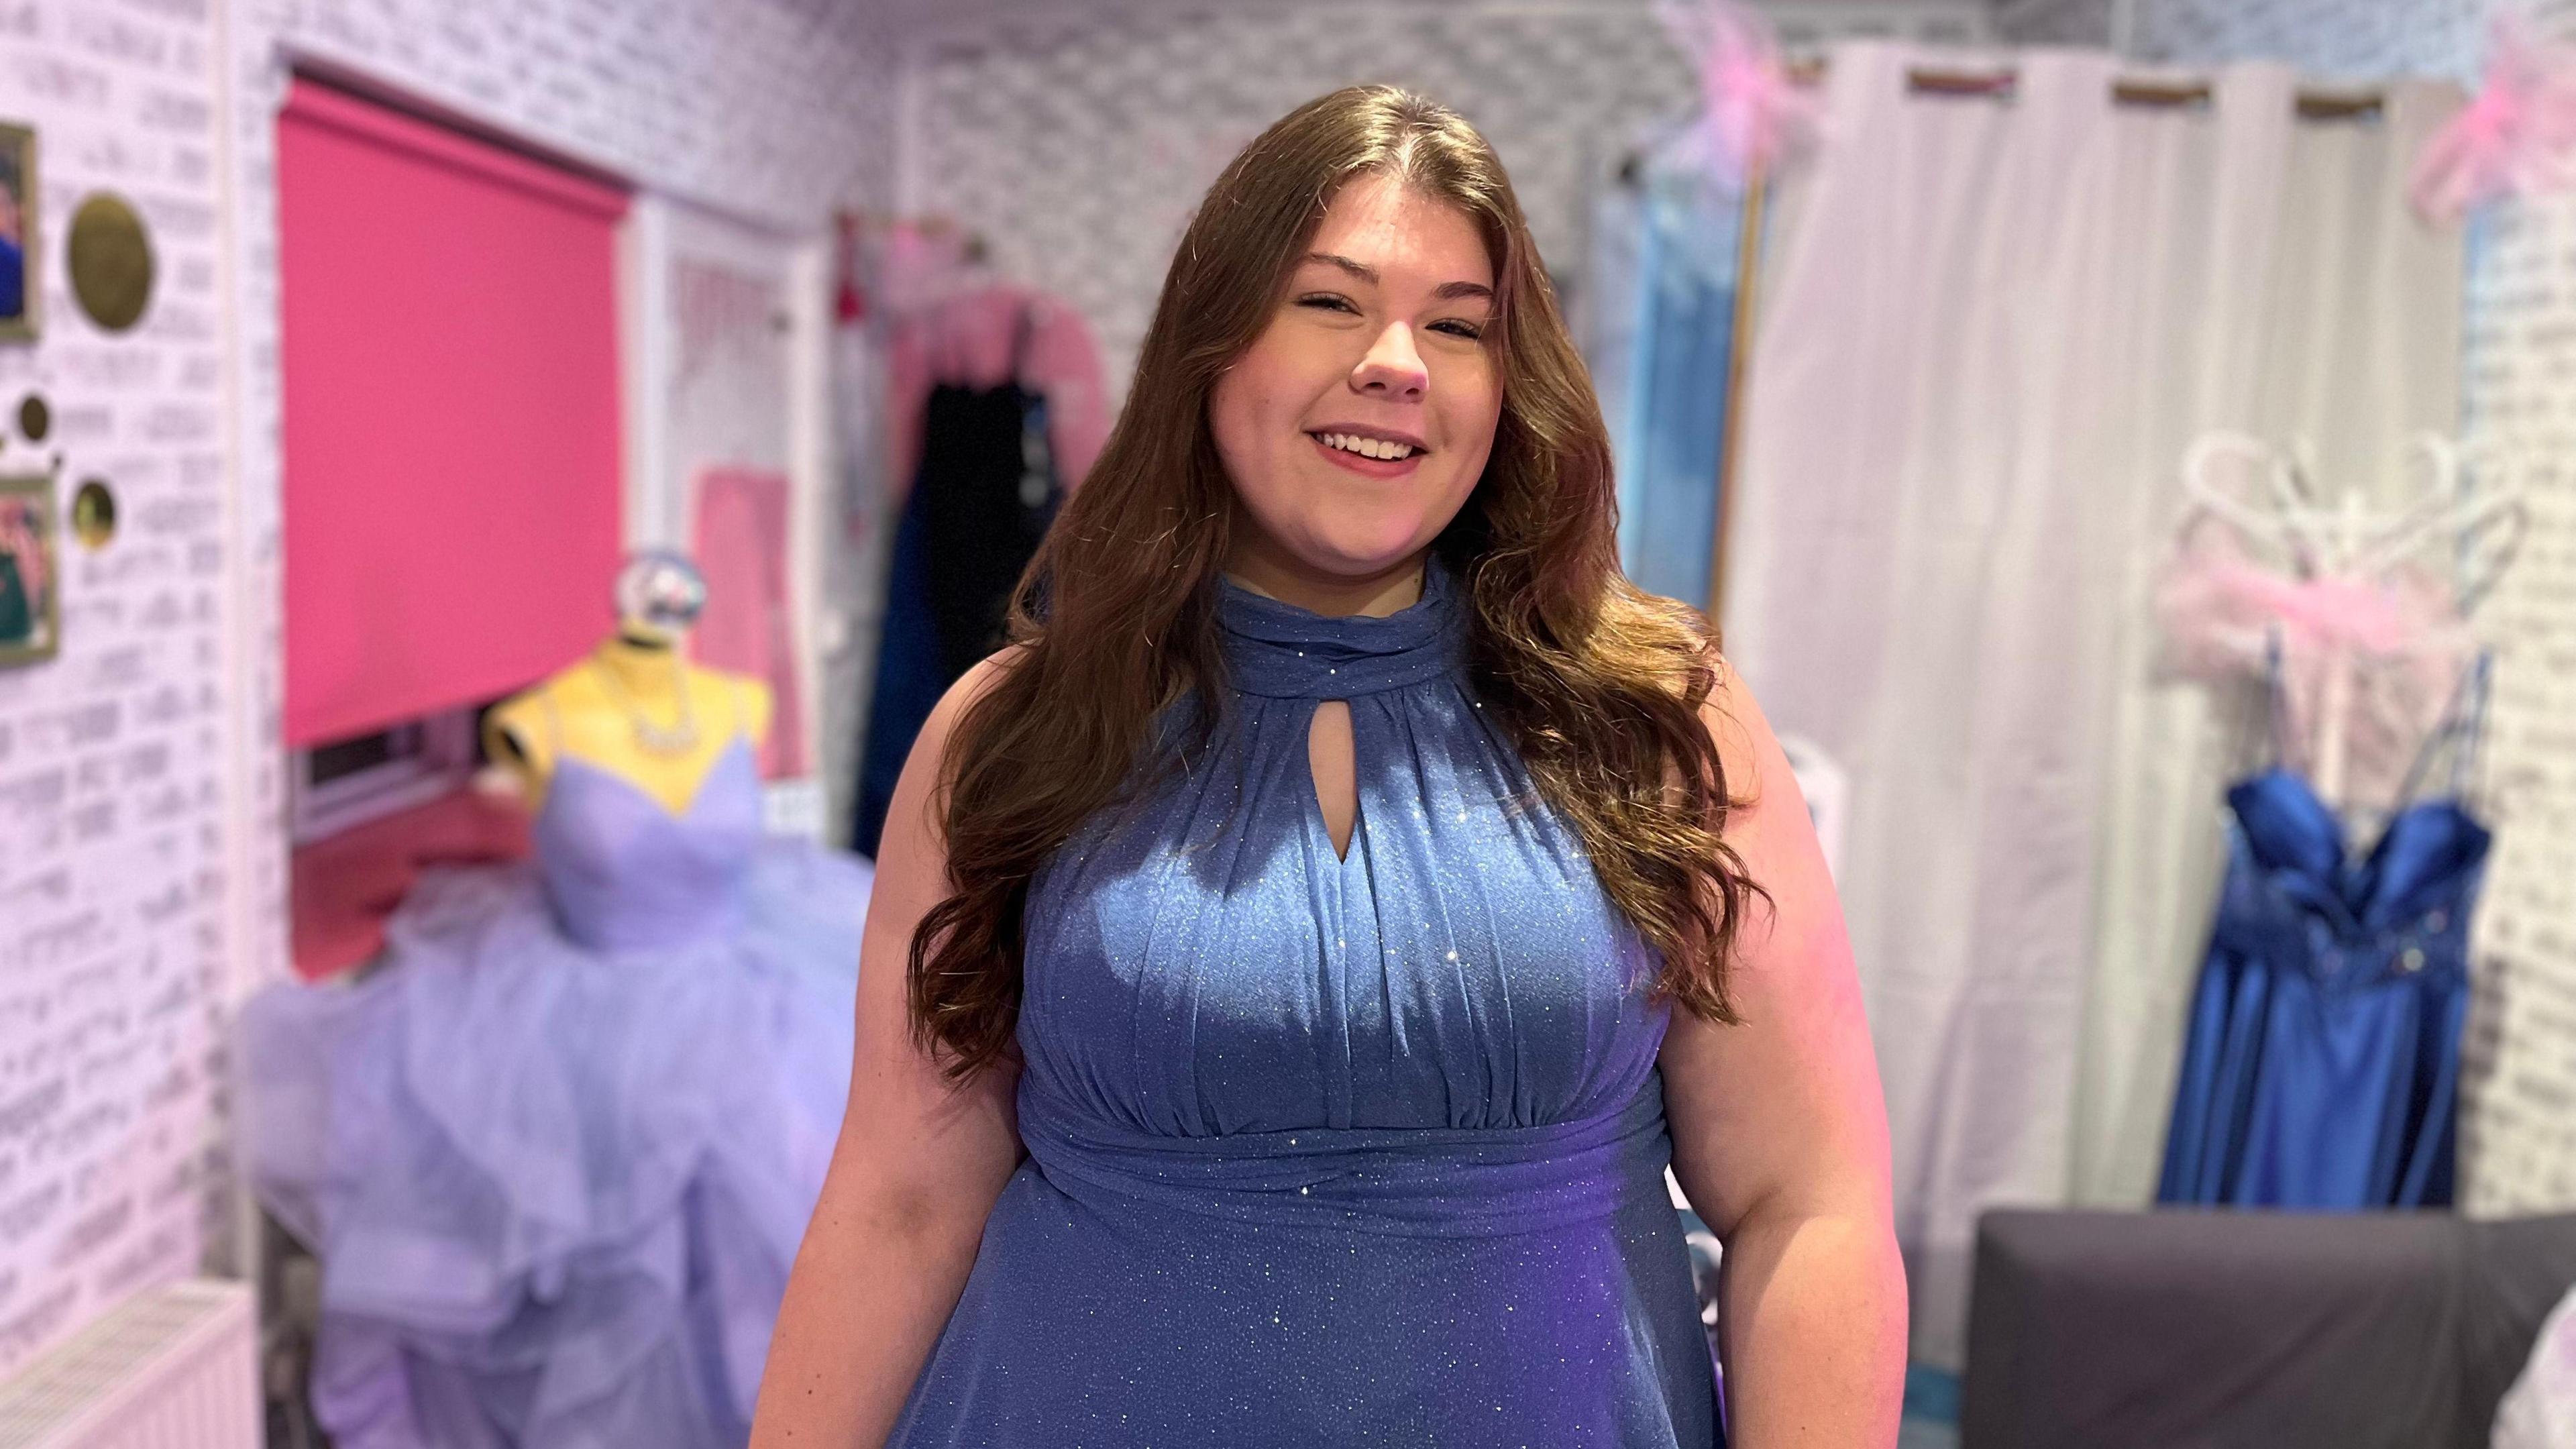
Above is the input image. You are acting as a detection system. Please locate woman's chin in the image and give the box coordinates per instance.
[1303,543,1438,583]
[1285,519,1442,573]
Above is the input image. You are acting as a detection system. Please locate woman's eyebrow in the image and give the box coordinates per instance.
[1302,252,1494,303]
[1302,251,1377,283]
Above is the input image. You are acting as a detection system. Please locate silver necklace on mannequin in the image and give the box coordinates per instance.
[597,549,710,757]
[594,644,700,756]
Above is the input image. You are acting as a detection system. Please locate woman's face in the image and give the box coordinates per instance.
[1211,174,1501,600]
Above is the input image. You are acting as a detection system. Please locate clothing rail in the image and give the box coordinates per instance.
[1619,62,2383,184]
[840,208,994,264]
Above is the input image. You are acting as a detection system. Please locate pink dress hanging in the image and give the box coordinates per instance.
[690,466,808,780]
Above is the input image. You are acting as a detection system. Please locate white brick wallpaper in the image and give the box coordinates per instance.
[0,0,236,1381]
[242,0,898,231]
[2455,0,2576,1214]
[1991,0,2116,46]
[898,1,1988,405]
[2461,184,2576,1209]
[0,0,895,1380]
[2128,0,2485,78]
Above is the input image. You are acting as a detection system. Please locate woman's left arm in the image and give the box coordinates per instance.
[1662,664,1907,1447]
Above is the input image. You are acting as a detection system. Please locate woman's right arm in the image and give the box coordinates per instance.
[750,658,1026,1448]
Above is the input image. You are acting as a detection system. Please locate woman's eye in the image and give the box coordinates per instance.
[1431,319,1485,341]
[1295,293,1360,314]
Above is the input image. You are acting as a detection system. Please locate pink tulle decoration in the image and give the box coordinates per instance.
[2411,11,2576,223]
[1656,0,1821,191]
[2156,519,2477,807]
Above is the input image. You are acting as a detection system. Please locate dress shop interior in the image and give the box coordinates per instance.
[5,1,2576,1446]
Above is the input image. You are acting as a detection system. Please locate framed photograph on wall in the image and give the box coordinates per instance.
[1,474,58,667]
[1,121,34,342]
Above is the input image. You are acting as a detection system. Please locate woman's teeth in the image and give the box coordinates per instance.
[1318,432,1417,461]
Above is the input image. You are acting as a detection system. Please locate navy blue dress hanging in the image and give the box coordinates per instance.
[2157,657,2492,1209]
[853,305,1060,856]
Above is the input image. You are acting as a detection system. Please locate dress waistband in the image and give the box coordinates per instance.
[1016,1088,1672,1239]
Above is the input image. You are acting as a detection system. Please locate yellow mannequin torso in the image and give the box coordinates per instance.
[484,637,773,816]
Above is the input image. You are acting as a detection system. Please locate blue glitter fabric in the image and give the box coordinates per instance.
[891,564,1720,1446]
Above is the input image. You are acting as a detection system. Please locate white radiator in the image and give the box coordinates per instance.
[0,1280,260,1449]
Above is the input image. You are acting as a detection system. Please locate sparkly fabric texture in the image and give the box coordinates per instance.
[891,566,1719,1446]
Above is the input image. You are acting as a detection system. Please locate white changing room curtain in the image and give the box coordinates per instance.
[1720,42,2461,1366]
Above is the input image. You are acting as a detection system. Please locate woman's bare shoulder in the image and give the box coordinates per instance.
[920,645,1030,749]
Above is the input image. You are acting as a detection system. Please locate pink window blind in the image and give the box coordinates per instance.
[280,79,629,747]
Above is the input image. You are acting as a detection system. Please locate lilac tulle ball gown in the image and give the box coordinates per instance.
[241,737,870,1448]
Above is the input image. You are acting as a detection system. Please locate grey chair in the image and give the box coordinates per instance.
[1960,1208,2576,1449]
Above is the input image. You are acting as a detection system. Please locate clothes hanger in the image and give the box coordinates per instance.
[2172,429,2516,814]
[2180,430,2526,606]
[2349,434,2528,617]
[2178,430,2315,561]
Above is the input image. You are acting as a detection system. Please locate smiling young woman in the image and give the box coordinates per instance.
[1210,173,1502,618]
[753,86,1904,1449]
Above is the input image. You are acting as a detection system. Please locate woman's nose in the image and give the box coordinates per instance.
[1352,324,1428,401]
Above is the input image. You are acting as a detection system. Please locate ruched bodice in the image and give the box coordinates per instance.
[1020,569,1668,1140]
[893,566,1718,1446]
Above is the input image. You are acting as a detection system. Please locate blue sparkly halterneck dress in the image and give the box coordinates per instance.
[892,566,1720,1447]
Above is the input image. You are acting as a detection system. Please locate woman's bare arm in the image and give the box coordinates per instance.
[1662,666,1907,1447]
[749,658,1026,1447]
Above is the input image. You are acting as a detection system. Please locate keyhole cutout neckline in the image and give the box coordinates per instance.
[1216,564,1464,865]
[1308,699,1357,861]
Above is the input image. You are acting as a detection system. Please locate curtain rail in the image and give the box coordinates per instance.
[1783,57,2387,121]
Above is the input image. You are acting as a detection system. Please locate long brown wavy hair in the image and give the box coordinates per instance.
[911,86,1763,1080]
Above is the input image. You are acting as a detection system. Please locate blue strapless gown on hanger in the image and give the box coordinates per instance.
[241,738,872,1449]
[2156,766,2489,1208]
[890,568,1719,1447]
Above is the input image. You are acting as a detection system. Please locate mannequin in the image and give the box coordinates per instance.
[239,547,871,1449]
[486,551,775,813]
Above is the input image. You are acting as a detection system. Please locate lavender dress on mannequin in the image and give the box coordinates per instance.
[891,564,1719,1446]
[241,727,871,1449]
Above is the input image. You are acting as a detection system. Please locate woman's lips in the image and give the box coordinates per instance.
[1309,433,1426,478]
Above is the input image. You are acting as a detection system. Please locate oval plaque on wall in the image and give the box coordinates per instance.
[68,192,154,333]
